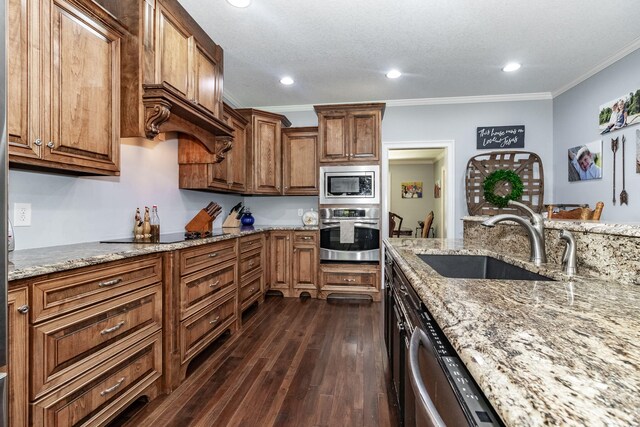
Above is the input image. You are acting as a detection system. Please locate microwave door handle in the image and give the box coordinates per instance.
[409,328,447,427]
[322,221,340,225]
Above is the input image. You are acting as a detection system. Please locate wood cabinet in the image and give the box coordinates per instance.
[7,287,29,427]
[283,127,319,195]
[238,234,266,316]
[315,103,385,164]
[96,0,231,152]
[22,254,164,424]
[237,109,291,195]
[269,231,319,298]
[8,0,126,175]
[319,263,381,301]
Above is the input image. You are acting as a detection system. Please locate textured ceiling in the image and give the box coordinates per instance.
[178,0,640,107]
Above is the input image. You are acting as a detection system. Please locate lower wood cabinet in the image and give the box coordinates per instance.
[7,287,29,427]
[319,263,381,301]
[269,231,318,298]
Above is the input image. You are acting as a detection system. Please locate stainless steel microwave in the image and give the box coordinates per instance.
[319,165,380,205]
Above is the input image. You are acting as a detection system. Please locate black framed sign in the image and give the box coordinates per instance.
[477,125,525,149]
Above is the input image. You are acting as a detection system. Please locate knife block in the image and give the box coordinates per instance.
[222,212,241,228]
[185,209,215,234]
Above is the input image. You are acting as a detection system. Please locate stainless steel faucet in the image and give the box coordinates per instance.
[481,200,547,266]
[559,229,577,276]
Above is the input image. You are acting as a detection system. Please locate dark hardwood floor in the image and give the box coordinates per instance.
[124,296,399,427]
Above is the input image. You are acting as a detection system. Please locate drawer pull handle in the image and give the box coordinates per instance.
[208,253,218,258]
[209,280,221,288]
[248,261,255,267]
[100,377,126,396]
[209,316,220,325]
[302,236,312,240]
[249,288,256,293]
[101,320,125,335]
[343,278,356,282]
[99,278,123,287]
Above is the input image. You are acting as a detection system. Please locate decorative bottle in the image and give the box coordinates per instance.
[241,208,255,226]
[8,219,15,252]
[150,205,160,239]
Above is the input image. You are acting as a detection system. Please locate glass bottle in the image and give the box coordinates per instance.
[8,219,15,252]
[150,205,160,239]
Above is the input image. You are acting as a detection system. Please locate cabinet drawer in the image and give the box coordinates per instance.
[293,232,317,244]
[239,249,263,279]
[239,234,263,253]
[32,286,162,399]
[323,271,376,287]
[180,239,237,276]
[32,256,162,323]
[180,291,236,363]
[180,259,236,320]
[32,331,162,427]
[240,273,263,307]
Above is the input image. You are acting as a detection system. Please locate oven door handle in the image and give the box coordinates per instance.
[409,328,446,427]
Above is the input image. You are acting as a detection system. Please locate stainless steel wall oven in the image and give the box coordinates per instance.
[319,207,380,262]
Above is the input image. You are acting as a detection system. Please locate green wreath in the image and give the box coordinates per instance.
[483,169,524,208]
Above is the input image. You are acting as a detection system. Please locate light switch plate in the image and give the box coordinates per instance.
[14,203,32,227]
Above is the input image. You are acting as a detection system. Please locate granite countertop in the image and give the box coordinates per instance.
[462,215,640,238]
[8,225,317,282]
[385,237,640,427]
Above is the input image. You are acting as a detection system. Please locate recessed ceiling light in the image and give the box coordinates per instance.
[227,0,250,8]
[502,62,521,72]
[386,69,402,79]
[280,76,294,85]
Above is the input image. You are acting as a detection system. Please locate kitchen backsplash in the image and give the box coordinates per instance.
[246,196,319,226]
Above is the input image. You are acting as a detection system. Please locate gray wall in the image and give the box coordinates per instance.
[9,137,242,249]
[553,49,640,221]
[282,100,555,238]
[245,195,318,225]
[389,163,435,236]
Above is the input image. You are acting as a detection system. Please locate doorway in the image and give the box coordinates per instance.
[382,141,455,239]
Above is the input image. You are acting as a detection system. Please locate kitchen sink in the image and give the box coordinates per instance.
[417,254,555,281]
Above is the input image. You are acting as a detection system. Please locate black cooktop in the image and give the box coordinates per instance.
[100,232,229,244]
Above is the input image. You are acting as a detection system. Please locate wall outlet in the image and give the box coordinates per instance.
[298,209,304,217]
[14,203,32,227]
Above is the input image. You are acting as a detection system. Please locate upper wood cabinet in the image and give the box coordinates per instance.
[315,103,385,164]
[237,108,291,195]
[96,0,230,153]
[178,103,248,193]
[8,0,126,175]
[283,127,319,195]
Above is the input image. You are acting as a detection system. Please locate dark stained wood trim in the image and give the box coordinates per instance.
[314,102,387,119]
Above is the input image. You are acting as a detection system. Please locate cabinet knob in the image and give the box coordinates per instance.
[17,305,29,314]
[47,141,54,148]
[34,138,42,146]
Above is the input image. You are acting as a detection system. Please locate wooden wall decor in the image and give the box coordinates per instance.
[465,151,544,216]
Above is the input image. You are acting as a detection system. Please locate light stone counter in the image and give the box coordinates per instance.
[8,225,317,282]
[385,237,640,427]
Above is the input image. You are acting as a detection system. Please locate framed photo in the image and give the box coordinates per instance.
[599,90,640,134]
[434,179,441,198]
[401,181,423,198]
[568,140,603,182]
[636,130,640,174]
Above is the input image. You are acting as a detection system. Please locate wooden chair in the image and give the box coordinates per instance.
[389,212,403,237]
[547,202,604,220]
[421,211,434,238]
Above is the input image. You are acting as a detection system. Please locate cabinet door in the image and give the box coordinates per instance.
[283,128,318,195]
[43,0,120,173]
[156,3,192,97]
[8,288,29,427]
[349,110,380,162]
[194,44,222,118]
[8,0,40,160]
[318,112,349,163]
[270,231,291,293]
[225,114,247,192]
[253,117,282,194]
[292,243,317,292]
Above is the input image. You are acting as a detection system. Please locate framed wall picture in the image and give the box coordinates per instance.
[599,90,640,134]
[401,181,423,198]
[568,140,603,182]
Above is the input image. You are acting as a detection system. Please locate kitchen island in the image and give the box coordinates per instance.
[385,237,640,427]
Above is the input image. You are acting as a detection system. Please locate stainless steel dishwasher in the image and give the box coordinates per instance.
[391,263,502,427]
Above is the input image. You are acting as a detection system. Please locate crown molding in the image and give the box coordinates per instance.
[552,36,640,98]
[222,90,243,109]
[255,92,552,113]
